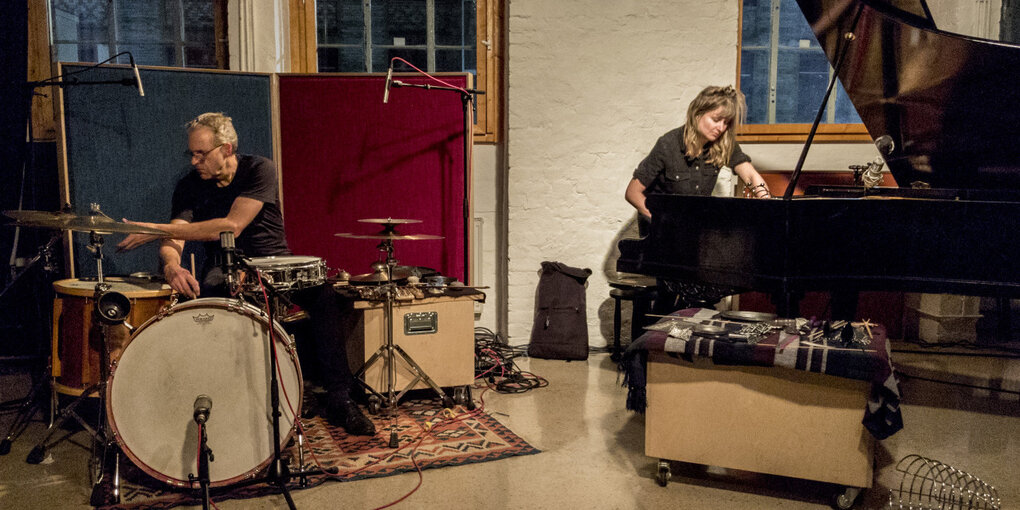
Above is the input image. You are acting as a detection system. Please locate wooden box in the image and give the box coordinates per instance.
[646,352,874,488]
[345,294,478,392]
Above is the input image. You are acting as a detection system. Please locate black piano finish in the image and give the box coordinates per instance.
[617,193,1020,299]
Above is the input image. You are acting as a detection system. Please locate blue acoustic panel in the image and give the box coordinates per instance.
[60,65,273,278]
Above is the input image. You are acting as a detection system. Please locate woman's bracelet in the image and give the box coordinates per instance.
[744,182,771,198]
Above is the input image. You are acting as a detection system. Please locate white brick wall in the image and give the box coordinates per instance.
[506,0,740,344]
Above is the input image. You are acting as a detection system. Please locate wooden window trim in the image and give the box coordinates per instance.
[291,0,503,143]
[735,1,868,144]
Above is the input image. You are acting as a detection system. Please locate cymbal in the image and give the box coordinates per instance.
[350,269,412,283]
[357,218,421,225]
[335,232,443,241]
[3,209,170,236]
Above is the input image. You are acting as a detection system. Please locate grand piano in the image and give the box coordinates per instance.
[617,0,1020,317]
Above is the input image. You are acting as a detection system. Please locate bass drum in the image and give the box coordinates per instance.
[106,298,302,488]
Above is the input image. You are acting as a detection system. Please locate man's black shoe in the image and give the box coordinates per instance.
[327,399,376,436]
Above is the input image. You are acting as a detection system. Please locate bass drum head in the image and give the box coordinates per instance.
[107,298,302,487]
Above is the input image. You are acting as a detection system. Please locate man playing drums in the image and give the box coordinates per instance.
[117,112,375,436]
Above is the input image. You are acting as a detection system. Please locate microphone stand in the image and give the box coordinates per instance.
[391,79,484,283]
[226,256,335,509]
[189,422,212,510]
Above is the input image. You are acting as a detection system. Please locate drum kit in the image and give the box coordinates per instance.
[0,206,464,506]
[0,206,469,505]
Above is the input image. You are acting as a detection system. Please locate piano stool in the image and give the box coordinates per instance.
[609,277,657,362]
[646,351,873,496]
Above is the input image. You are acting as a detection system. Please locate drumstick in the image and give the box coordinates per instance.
[190,253,196,277]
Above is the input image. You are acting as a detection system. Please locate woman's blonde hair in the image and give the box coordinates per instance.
[186,112,239,152]
[683,85,746,167]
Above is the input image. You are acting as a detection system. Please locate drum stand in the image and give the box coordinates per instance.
[25,231,126,506]
[354,237,453,446]
[226,254,336,510]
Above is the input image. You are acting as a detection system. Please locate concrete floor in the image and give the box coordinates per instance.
[1,352,1017,509]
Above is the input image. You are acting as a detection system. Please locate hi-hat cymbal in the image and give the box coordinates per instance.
[335,232,443,240]
[3,209,170,236]
[358,218,421,225]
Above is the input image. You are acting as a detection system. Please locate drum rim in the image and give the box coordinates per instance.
[105,297,303,488]
[247,255,324,268]
[53,277,173,298]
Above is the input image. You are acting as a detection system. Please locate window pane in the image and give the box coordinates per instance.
[436,48,475,72]
[116,0,176,44]
[51,0,111,44]
[318,46,366,72]
[778,0,817,47]
[740,48,770,124]
[834,85,861,123]
[741,0,772,47]
[775,47,828,123]
[374,47,427,72]
[184,45,217,68]
[436,0,475,46]
[183,0,215,43]
[317,0,364,46]
[120,43,177,67]
[372,0,427,47]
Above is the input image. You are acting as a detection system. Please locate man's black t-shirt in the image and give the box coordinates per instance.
[170,154,289,264]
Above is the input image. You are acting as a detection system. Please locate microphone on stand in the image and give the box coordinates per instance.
[193,395,212,425]
[128,53,145,97]
[383,61,394,103]
[220,231,237,291]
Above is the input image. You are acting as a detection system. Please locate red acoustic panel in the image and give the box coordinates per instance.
[278,75,468,280]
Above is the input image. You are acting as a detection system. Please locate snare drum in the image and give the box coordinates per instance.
[51,277,173,396]
[106,298,302,488]
[245,255,326,292]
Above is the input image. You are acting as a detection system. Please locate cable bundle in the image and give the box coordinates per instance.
[474,327,548,394]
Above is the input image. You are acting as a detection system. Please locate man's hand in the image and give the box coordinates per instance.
[164,264,200,299]
[117,219,162,251]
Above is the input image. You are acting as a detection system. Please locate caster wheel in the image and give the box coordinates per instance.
[442,396,455,409]
[367,396,382,415]
[453,386,475,409]
[655,460,671,487]
[832,486,861,509]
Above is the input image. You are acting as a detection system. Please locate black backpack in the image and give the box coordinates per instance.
[528,261,592,360]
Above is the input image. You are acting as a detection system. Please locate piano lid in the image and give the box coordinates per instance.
[796,0,1020,189]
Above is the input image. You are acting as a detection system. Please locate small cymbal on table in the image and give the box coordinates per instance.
[334,232,443,240]
[350,269,412,283]
[357,218,421,225]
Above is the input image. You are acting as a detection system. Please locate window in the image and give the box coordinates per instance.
[738,0,868,142]
[310,0,502,142]
[49,0,227,69]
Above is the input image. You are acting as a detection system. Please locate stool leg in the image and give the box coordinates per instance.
[611,297,623,362]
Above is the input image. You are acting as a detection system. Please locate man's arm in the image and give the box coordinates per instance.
[158,220,201,298]
[117,196,265,251]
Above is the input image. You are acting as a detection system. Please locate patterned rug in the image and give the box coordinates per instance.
[97,398,539,509]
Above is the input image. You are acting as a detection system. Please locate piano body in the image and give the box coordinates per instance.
[618,0,1020,317]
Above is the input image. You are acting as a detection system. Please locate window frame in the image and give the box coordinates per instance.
[48,0,229,70]
[735,0,870,143]
[293,0,503,143]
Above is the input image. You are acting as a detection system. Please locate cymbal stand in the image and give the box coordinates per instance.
[26,230,124,506]
[354,237,454,445]
[0,233,61,455]
[227,257,335,509]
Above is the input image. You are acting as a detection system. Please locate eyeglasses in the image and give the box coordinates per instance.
[184,144,224,161]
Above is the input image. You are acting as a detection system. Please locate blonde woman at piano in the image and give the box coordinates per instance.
[625,85,771,234]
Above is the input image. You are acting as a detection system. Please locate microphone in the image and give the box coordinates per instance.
[129,54,145,97]
[193,394,212,424]
[874,135,894,157]
[220,231,237,289]
[383,62,394,103]
[862,157,885,188]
